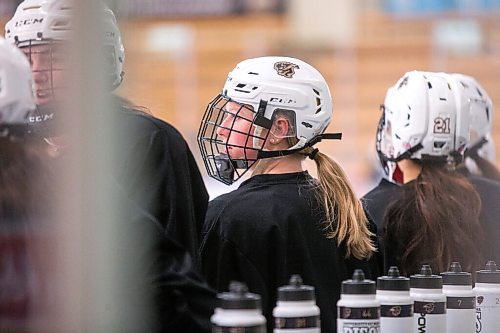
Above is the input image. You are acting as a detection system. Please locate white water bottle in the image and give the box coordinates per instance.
[211,281,266,333]
[474,261,500,333]
[337,269,380,333]
[376,266,413,333]
[410,264,447,333]
[441,262,475,333]
[273,275,320,333]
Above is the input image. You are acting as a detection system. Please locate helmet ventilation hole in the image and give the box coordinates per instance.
[23,6,42,11]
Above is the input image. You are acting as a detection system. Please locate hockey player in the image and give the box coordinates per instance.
[5,1,215,331]
[5,0,209,266]
[198,56,381,333]
[363,71,500,275]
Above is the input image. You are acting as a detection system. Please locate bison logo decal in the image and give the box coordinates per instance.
[274,61,299,78]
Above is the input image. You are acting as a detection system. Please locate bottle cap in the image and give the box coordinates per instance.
[410,264,443,289]
[476,261,500,284]
[441,262,472,286]
[342,269,376,294]
[217,281,262,310]
[278,275,316,301]
[377,266,410,291]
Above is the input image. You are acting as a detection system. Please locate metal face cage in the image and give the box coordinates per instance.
[197,94,270,185]
[21,39,71,106]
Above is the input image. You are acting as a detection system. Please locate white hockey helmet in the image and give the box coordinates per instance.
[376,71,469,182]
[0,37,36,135]
[5,0,125,89]
[198,56,341,185]
[451,73,494,159]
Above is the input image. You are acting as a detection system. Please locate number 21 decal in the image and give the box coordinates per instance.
[434,117,451,134]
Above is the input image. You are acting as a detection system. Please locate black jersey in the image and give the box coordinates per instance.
[200,172,381,333]
[17,145,214,332]
[361,178,400,251]
[90,179,216,332]
[468,175,500,263]
[106,181,216,333]
[138,217,216,333]
[362,176,500,269]
[113,104,209,268]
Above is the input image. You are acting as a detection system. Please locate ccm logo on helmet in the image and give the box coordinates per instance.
[15,18,44,27]
[269,97,296,104]
[29,114,54,123]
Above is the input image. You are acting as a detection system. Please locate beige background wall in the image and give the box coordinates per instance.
[2,7,499,195]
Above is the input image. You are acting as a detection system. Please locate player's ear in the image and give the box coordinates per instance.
[269,116,290,145]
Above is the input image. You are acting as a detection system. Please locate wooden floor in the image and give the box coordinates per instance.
[2,12,499,193]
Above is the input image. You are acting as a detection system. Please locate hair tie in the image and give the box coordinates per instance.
[308,148,319,160]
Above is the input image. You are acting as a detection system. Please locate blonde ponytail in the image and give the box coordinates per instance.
[302,147,376,259]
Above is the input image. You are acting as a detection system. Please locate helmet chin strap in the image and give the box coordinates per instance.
[257,132,342,159]
[465,137,488,158]
[381,143,424,163]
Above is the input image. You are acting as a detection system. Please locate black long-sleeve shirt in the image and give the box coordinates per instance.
[106,182,216,333]
[362,176,500,270]
[114,105,209,268]
[200,172,381,333]
[361,178,399,253]
[85,101,214,330]
[111,106,215,331]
